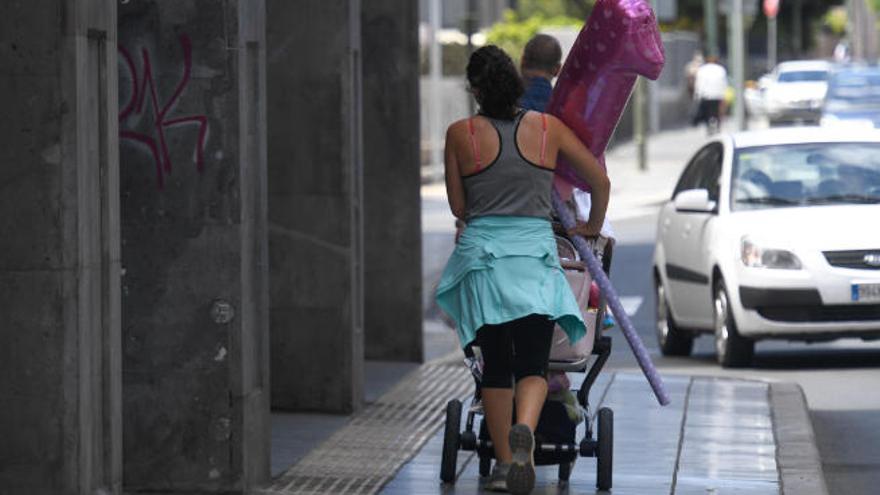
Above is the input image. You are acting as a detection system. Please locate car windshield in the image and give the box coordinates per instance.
[777,70,828,83]
[825,71,880,110]
[731,143,880,210]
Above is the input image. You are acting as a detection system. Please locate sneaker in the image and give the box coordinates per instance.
[484,462,510,492]
[506,424,536,494]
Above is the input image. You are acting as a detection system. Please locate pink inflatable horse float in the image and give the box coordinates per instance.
[548,0,670,405]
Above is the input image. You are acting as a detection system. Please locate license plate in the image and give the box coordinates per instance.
[852,283,880,302]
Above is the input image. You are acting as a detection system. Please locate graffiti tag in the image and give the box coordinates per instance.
[119,34,208,189]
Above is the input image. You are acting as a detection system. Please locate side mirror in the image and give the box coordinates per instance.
[674,188,716,213]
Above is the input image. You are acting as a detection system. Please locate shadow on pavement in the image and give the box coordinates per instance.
[752,348,880,370]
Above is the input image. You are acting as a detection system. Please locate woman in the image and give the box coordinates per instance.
[436,45,610,494]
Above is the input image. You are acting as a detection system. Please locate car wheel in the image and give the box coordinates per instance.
[713,279,754,368]
[655,276,694,356]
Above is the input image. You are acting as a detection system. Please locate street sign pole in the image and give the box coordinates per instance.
[729,0,746,130]
[635,77,647,171]
[764,0,779,70]
[704,0,720,58]
[767,16,777,70]
[792,0,803,57]
[428,0,442,176]
[466,0,477,114]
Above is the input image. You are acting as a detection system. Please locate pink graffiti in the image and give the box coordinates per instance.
[119,34,208,189]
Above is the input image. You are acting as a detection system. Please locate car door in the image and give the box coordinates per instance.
[676,143,723,327]
[660,143,723,328]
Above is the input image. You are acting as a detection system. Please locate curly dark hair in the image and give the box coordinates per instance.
[467,45,524,120]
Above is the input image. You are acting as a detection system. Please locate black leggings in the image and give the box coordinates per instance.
[477,314,555,389]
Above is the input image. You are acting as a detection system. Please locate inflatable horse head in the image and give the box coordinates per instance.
[547,0,665,192]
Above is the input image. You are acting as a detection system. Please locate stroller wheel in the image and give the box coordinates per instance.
[558,460,574,481]
[596,407,613,490]
[440,399,462,483]
[479,455,492,477]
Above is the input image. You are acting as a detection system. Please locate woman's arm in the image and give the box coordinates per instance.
[550,115,611,237]
[444,124,467,220]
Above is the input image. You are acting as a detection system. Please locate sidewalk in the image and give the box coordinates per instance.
[261,352,827,495]
[379,370,826,495]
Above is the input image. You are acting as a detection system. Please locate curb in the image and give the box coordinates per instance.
[770,382,830,495]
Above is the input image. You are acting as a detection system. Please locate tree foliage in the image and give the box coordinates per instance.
[486,1,587,62]
[486,11,583,61]
[822,6,847,35]
[514,0,594,19]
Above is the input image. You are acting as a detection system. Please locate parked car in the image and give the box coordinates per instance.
[820,65,880,128]
[763,60,831,126]
[653,127,880,367]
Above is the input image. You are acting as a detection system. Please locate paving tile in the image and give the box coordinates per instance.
[682,425,776,445]
[684,412,772,429]
[379,373,784,495]
[674,476,780,494]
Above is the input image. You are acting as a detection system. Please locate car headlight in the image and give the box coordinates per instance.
[741,238,802,269]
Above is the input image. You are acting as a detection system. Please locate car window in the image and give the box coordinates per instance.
[777,70,828,83]
[672,143,722,198]
[695,144,723,202]
[673,143,724,200]
[731,142,880,210]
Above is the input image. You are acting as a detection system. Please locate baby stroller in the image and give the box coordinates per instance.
[439,227,615,490]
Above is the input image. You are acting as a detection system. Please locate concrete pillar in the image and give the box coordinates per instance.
[118,1,269,492]
[0,1,121,494]
[362,2,423,362]
[267,0,365,413]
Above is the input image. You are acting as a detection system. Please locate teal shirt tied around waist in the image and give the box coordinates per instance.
[436,216,586,348]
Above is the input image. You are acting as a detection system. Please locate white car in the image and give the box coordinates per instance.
[764,60,831,126]
[653,127,880,367]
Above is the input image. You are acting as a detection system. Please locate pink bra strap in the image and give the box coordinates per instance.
[468,117,482,171]
[540,113,548,167]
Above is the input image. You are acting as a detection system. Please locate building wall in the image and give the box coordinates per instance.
[0,1,121,494]
[118,1,269,491]
[362,1,423,362]
[267,0,365,413]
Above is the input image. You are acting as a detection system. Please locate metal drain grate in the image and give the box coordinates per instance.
[259,356,472,495]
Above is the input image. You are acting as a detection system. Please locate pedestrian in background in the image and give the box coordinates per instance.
[683,50,704,99]
[692,55,729,134]
[437,45,609,494]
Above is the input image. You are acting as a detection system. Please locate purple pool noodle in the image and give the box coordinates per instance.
[552,189,670,406]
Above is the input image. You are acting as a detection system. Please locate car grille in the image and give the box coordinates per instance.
[823,249,880,270]
[758,304,880,322]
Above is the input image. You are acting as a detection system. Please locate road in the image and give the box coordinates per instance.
[422,187,880,495]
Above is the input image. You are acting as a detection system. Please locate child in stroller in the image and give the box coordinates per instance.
[440,225,616,491]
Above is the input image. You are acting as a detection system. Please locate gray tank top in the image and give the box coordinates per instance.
[463,111,554,221]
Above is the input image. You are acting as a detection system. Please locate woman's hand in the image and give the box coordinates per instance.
[566,220,602,239]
